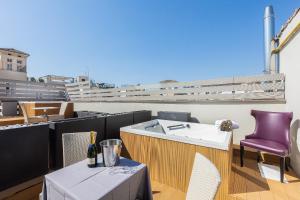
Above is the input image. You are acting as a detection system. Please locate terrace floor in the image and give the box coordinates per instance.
[3,152,300,200]
[229,153,300,200]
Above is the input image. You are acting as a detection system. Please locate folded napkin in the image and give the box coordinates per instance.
[215,119,239,130]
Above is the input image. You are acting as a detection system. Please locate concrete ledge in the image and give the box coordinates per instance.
[71,99,286,105]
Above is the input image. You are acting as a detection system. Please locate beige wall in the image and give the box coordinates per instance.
[0,50,27,81]
[279,11,300,176]
[74,102,285,145]
[0,70,27,81]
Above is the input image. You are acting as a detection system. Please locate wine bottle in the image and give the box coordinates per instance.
[87,131,97,167]
[93,131,98,165]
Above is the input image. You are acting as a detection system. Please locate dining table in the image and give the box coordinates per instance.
[41,154,152,200]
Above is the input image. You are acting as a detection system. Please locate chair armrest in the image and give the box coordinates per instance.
[245,134,257,139]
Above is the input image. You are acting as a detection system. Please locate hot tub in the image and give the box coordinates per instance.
[120,119,233,200]
[121,119,232,150]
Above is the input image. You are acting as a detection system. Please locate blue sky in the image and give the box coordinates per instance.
[0,1,298,85]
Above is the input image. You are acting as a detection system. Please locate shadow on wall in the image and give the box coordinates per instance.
[290,119,300,176]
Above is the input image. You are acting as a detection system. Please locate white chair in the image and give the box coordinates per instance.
[62,132,91,167]
[186,153,221,200]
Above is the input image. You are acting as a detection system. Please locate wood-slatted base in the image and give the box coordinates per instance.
[0,116,24,126]
[120,131,233,200]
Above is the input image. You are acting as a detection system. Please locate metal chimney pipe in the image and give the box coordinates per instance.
[264,6,275,74]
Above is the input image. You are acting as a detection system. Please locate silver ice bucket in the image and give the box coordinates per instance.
[100,139,122,167]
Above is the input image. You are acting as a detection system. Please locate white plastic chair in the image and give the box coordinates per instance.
[186,153,221,200]
[62,132,91,167]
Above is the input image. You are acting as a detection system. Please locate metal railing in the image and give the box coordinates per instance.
[66,74,285,103]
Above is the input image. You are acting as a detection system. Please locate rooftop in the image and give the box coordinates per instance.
[277,8,300,38]
[0,48,30,57]
[1,4,300,200]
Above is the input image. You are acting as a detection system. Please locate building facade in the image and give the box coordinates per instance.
[0,48,29,81]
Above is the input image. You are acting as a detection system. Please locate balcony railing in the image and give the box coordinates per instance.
[66,73,285,103]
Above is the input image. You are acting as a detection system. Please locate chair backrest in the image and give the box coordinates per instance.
[251,110,293,150]
[158,111,191,122]
[18,102,29,123]
[59,102,69,116]
[186,153,221,200]
[62,132,91,167]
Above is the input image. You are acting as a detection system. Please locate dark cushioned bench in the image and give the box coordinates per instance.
[0,124,49,191]
[133,110,152,124]
[105,112,134,139]
[157,111,191,122]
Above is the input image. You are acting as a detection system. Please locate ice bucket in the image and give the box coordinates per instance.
[99,139,122,167]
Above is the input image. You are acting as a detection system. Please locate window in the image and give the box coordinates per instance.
[17,60,22,64]
[7,58,12,62]
[17,65,26,72]
[7,64,12,70]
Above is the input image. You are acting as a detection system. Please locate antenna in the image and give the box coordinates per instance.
[86,66,90,80]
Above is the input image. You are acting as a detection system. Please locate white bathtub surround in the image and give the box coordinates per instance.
[120,119,232,151]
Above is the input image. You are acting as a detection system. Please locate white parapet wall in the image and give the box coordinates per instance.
[74,101,286,145]
[278,9,300,177]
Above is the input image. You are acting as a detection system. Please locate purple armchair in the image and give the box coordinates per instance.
[240,110,293,183]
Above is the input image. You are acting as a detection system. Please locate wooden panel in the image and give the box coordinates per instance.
[0,116,24,126]
[3,183,42,200]
[34,102,60,116]
[21,102,74,118]
[149,137,196,192]
[120,132,151,166]
[152,181,186,200]
[64,103,74,118]
[22,102,59,117]
[120,131,232,200]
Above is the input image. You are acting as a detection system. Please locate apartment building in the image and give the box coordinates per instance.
[0,48,29,81]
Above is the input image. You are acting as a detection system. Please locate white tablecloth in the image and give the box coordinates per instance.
[42,155,152,200]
